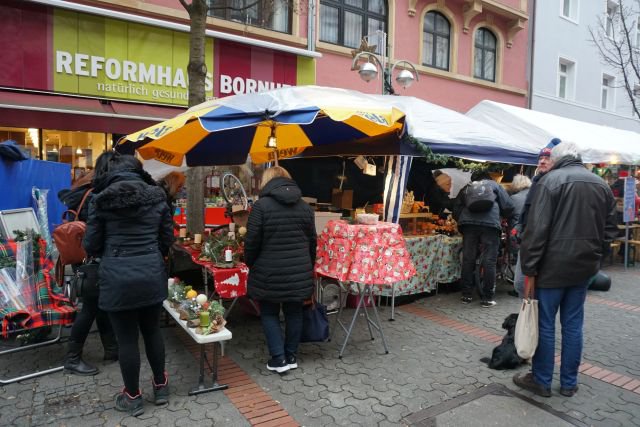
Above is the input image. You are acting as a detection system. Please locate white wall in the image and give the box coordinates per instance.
[531,0,640,132]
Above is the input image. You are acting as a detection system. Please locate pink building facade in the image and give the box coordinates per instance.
[1,0,530,150]
[314,0,529,112]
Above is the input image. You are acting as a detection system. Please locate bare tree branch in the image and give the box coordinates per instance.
[589,0,640,119]
[179,0,191,12]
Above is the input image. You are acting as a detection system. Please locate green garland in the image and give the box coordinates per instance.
[403,135,511,173]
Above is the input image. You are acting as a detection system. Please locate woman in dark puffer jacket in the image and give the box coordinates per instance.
[244,166,317,374]
[83,153,174,416]
[58,154,119,376]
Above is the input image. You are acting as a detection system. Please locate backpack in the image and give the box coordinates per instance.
[464,180,496,213]
[52,189,92,265]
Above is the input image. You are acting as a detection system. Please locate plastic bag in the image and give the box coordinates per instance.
[15,240,37,311]
[514,298,539,359]
[32,187,56,257]
[0,268,27,311]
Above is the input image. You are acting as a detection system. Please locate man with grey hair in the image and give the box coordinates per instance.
[513,142,617,398]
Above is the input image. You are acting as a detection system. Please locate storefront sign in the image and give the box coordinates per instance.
[52,10,214,105]
[213,40,315,98]
[219,74,291,95]
[0,3,315,107]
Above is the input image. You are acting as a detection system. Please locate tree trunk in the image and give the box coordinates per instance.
[184,0,209,234]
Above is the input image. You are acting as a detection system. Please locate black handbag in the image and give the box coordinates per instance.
[72,260,100,299]
[300,299,330,343]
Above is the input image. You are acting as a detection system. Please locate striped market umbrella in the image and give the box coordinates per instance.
[118,86,406,166]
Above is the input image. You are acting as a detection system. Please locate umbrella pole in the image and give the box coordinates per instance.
[274,150,279,167]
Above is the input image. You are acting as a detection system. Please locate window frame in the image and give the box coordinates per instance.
[601,74,615,111]
[208,0,293,34]
[605,1,619,38]
[559,0,579,23]
[557,57,576,100]
[319,0,388,50]
[422,11,451,71]
[474,28,497,82]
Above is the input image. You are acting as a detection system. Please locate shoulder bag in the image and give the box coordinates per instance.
[53,189,92,265]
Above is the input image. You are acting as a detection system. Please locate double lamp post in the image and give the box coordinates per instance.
[350,30,419,95]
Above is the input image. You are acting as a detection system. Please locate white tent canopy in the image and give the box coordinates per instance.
[467,100,640,165]
[376,95,539,164]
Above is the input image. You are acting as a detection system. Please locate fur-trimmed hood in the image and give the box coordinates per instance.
[94,179,166,213]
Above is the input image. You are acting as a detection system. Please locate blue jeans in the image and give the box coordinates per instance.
[532,282,589,389]
[259,301,303,361]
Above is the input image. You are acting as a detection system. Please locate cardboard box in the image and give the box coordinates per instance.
[332,189,353,209]
[314,211,342,233]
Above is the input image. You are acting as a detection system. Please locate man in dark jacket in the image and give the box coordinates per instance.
[453,171,515,307]
[244,166,316,374]
[513,142,617,398]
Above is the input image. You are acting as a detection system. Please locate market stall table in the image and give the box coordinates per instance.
[315,220,416,358]
[176,245,249,318]
[163,300,231,395]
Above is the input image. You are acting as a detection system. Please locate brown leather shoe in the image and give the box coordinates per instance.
[513,373,551,398]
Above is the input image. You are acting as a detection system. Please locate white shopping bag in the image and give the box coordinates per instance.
[514,298,539,359]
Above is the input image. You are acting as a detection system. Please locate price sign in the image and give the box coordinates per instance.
[623,176,636,223]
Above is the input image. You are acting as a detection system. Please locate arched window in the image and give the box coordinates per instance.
[423,11,450,71]
[319,0,387,50]
[474,28,497,82]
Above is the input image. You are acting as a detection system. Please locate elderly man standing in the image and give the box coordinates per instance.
[513,142,617,398]
[511,139,559,298]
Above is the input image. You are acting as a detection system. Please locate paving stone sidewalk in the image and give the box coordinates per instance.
[1,264,639,426]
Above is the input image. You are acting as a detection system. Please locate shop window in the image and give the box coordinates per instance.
[319,0,387,50]
[0,127,38,159]
[474,28,497,82]
[42,130,109,180]
[601,74,615,110]
[209,0,292,34]
[422,11,450,71]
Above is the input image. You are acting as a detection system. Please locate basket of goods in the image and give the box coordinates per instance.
[166,278,226,335]
[401,191,415,214]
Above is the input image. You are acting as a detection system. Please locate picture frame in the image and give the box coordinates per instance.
[0,208,40,240]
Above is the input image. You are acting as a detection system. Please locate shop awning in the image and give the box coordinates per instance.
[0,90,184,134]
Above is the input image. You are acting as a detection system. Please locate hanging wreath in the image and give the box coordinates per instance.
[403,135,511,173]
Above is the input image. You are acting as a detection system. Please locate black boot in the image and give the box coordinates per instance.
[64,341,99,376]
[100,333,119,362]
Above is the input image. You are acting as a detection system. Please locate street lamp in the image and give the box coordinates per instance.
[351,31,419,95]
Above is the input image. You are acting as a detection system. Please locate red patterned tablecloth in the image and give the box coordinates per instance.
[315,220,416,285]
[179,245,248,299]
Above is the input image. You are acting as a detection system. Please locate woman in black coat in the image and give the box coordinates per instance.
[83,153,174,416]
[58,153,119,376]
[244,166,316,374]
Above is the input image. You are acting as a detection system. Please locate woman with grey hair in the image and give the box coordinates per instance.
[509,174,532,297]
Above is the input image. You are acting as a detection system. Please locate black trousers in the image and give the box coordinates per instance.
[460,225,500,300]
[108,304,165,394]
[69,294,114,345]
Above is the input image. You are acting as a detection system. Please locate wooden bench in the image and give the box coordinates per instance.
[162,300,232,395]
[612,239,640,266]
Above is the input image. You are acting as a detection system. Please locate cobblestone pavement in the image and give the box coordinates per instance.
[1,264,639,426]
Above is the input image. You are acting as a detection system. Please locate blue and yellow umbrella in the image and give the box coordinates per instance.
[119,86,405,166]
